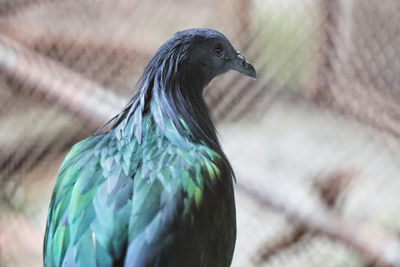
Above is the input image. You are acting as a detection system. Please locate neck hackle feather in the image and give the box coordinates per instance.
[111,34,233,177]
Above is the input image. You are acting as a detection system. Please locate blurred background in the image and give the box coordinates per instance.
[1,0,400,266]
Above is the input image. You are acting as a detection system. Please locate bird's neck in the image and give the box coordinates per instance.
[112,66,218,147]
[111,65,234,179]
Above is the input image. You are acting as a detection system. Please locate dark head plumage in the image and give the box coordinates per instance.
[154,28,255,87]
[112,28,255,173]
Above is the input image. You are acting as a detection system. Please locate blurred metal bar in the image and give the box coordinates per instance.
[0,23,155,62]
[236,182,400,267]
[308,0,341,102]
[0,34,127,127]
[310,0,400,142]
[216,0,252,46]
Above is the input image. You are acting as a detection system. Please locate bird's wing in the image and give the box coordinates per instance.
[44,126,222,267]
[44,133,136,266]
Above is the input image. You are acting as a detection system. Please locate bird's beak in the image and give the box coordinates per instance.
[230,51,256,78]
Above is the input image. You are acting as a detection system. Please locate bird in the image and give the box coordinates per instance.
[43,28,256,267]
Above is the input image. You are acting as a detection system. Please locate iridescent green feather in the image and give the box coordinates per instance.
[44,99,225,266]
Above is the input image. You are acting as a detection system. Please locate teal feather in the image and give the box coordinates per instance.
[68,184,97,223]
[71,204,95,245]
[52,193,71,228]
[75,231,96,267]
[94,240,113,267]
[52,223,70,266]
[76,160,99,194]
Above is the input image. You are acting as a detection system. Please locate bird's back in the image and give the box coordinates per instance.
[44,112,236,267]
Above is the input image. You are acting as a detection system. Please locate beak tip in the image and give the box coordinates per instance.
[250,69,257,79]
[248,65,257,79]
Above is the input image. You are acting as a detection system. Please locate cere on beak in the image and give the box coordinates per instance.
[231,50,256,78]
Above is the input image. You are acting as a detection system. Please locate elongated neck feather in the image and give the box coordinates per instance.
[111,44,234,179]
[113,44,221,156]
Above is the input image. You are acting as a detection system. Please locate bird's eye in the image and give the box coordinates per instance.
[215,44,224,57]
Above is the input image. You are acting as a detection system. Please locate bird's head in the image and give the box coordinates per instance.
[144,28,256,90]
[118,28,254,163]
[177,28,256,83]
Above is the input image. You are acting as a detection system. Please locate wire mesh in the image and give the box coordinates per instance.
[1,0,400,266]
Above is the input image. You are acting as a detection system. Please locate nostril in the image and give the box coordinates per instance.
[236,51,247,66]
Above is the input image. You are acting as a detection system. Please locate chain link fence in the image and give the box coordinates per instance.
[1,0,400,266]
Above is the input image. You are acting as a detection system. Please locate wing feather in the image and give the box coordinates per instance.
[44,115,224,267]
